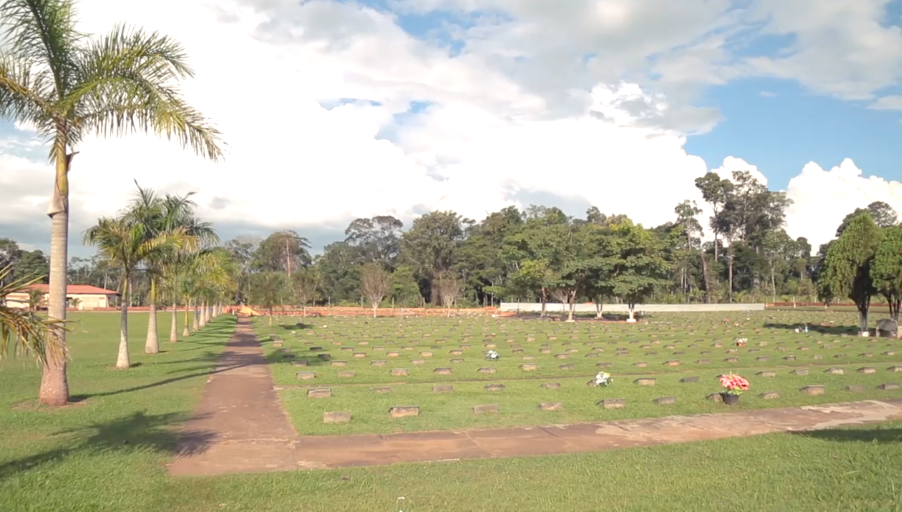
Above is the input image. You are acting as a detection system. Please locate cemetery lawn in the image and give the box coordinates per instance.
[258,311,902,435]
[0,311,901,511]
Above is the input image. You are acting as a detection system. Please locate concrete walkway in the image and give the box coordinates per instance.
[168,318,902,476]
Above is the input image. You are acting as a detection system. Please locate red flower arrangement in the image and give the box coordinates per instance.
[720,373,749,396]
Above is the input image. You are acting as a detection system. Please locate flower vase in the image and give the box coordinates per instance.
[721,393,740,406]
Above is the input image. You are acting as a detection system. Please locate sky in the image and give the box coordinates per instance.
[2,0,902,257]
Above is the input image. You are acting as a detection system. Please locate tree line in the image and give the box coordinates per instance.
[6,170,898,327]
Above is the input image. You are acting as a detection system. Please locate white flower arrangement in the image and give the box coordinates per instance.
[594,372,612,386]
[735,337,747,346]
[486,350,500,360]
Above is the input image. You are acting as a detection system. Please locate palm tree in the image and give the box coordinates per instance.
[84,216,180,369]
[124,182,217,352]
[0,265,66,363]
[250,272,288,326]
[0,0,224,405]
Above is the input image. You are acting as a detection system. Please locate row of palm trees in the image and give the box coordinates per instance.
[0,0,225,405]
[84,183,235,369]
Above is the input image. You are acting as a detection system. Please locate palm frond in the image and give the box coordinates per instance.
[0,265,67,364]
[0,0,81,81]
[0,53,56,140]
[63,24,224,159]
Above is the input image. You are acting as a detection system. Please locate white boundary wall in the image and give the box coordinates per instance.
[499,303,766,313]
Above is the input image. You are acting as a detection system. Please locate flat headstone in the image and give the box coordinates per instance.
[477,367,496,374]
[390,368,409,376]
[756,356,770,362]
[310,346,322,352]
[520,364,538,371]
[420,351,433,357]
[680,376,699,383]
[791,369,809,376]
[654,396,677,405]
[338,371,355,378]
[825,368,844,375]
[883,351,896,357]
[554,354,569,359]
[879,383,901,390]
[540,348,552,354]
[888,366,902,373]
[596,362,612,368]
[845,385,865,392]
[539,402,564,411]
[697,359,710,365]
[451,358,464,363]
[433,368,452,375]
[801,385,825,395]
[634,362,648,368]
[599,398,626,409]
[757,371,776,378]
[484,383,505,392]
[473,404,499,415]
[371,360,387,366]
[559,364,575,370]
[706,393,724,403]
[291,360,308,367]
[433,384,454,393]
[307,388,332,399]
[858,367,877,374]
[322,412,351,424]
[371,386,392,394]
[783,356,796,361]
[724,357,739,363]
[390,406,419,418]
[635,378,656,386]
[542,382,561,389]
[411,359,425,365]
[665,360,680,366]
[812,354,823,360]
[296,372,316,380]
[759,391,780,400]
[387,352,400,357]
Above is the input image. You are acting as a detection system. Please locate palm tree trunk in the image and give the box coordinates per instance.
[183,298,191,337]
[145,278,159,354]
[39,193,70,406]
[204,301,212,323]
[199,300,207,328]
[193,301,200,331]
[169,301,178,342]
[117,277,131,369]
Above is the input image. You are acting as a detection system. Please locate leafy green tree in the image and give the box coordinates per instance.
[695,173,733,263]
[84,216,180,368]
[819,215,883,334]
[291,266,321,316]
[674,200,711,302]
[344,216,403,269]
[871,225,902,327]
[0,0,224,405]
[390,264,422,307]
[837,202,899,237]
[456,206,523,306]
[249,271,288,325]
[224,237,259,304]
[253,231,310,276]
[400,211,472,303]
[609,220,670,321]
[318,241,362,304]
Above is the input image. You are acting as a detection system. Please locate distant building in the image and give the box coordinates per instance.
[5,284,119,310]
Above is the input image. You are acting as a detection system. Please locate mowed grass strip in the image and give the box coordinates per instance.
[282,363,902,435]
[261,310,902,388]
[2,312,902,511]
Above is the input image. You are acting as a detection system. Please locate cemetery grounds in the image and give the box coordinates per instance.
[0,309,901,511]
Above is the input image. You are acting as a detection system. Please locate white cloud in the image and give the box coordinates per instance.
[0,0,901,256]
[869,95,902,111]
[785,158,902,248]
[710,156,768,187]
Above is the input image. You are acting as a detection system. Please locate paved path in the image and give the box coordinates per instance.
[168,317,298,476]
[168,319,902,476]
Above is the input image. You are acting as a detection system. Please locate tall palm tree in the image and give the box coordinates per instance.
[84,216,180,369]
[124,182,217,352]
[0,265,65,363]
[0,0,224,405]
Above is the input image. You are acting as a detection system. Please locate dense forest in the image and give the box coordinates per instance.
[2,171,900,321]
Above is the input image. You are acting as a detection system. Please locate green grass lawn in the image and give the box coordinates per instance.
[254,311,902,435]
[2,311,902,511]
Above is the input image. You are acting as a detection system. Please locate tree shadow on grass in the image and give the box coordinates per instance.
[0,411,216,479]
[278,322,314,330]
[764,323,860,336]
[792,427,902,444]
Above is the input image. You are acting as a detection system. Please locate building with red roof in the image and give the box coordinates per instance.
[5,284,119,310]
